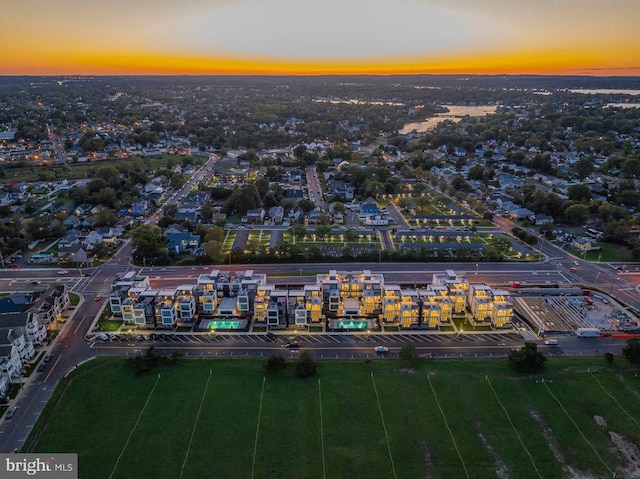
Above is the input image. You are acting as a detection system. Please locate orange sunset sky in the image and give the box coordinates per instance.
[1,0,639,76]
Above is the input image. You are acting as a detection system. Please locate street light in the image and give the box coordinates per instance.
[475,263,479,275]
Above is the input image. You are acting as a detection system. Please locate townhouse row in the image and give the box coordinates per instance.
[108,269,513,331]
[0,285,70,396]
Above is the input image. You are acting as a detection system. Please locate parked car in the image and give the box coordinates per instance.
[43,353,52,363]
[37,362,46,372]
[374,346,389,354]
[266,332,277,341]
[5,406,17,420]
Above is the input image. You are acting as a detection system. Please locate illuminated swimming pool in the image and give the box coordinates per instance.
[203,320,247,330]
[334,320,369,329]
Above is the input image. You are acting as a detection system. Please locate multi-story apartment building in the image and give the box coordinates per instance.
[26,284,70,328]
[109,269,513,332]
[0,285,71,397]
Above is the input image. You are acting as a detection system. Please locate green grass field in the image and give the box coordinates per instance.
[28,357,640,479]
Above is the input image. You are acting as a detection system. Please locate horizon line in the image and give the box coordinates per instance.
[2,73,640,78]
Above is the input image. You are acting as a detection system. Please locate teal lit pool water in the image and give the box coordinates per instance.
[335,321,369,329]
[205,320,242,329]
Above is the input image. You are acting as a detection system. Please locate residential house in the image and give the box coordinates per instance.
[361,197,380,215]
[59,230,82,248]
[26,284,70,329]
[95,226,120,242]
[84,230,103,248]
[0,343,21,395]
[164,224,201,254]
[268,206,285,224]
[573,237,595,253]
[74,203,93,216]
[184,191,210,205]
[58,244,90,265]
[63,214,80,229]
[284,188,304,203]
[246,208,265,223]
[508,207,535,220]
[174,204,200,223]
[530,214,554,226]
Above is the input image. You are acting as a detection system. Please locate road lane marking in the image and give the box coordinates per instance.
[73,316,86,335]
[43,355,62,382]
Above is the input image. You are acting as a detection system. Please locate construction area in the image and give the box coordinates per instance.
[513,288,640,334]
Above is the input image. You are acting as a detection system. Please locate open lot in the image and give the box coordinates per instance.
[28,357,640,479]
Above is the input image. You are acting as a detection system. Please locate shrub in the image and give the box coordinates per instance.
[399,343,419,367]
[622,338,640,364]
[264,354,287,373]
[508,342,547,373]
[295,351,317,378]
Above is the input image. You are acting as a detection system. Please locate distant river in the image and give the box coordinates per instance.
[606,103,640,108]
[568,89,640,95]
[400,105,497,134]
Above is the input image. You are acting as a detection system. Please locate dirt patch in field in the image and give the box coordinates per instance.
[617,373,640,401]
[529,409,596,479]
[419,439,433,478]
[610,431,640,477]
[476,424,509,479]
[593,415,607,428]
[594,415,640,477]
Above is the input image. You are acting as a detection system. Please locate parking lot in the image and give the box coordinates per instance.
[91,331,522,346]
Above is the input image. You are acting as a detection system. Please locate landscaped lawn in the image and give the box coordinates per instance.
[96,319,122,332]
[453,316,494,332]
[584,242,635,263]
[68,293,80,306]
[27,357,640,479]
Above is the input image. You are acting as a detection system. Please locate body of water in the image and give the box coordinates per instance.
[400,105,497,134]
[568,89,640,95]
[605,102,640,108]
[313,98,404,106]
